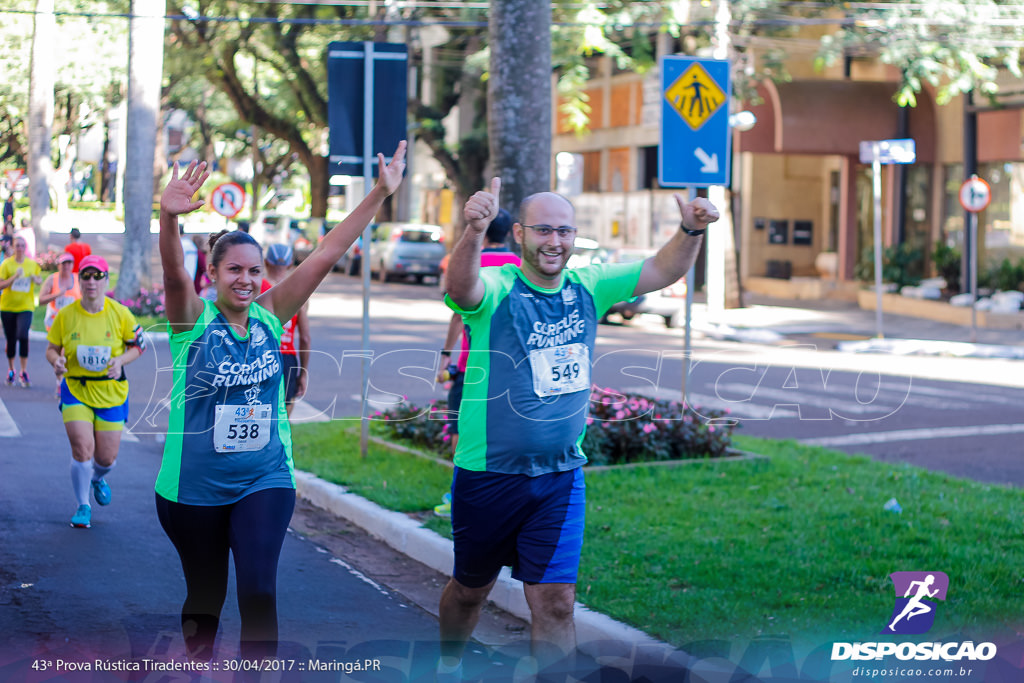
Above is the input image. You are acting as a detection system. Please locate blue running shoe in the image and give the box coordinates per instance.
[71,505,91,528]
[4,371,13,386]
[92,479,111,506]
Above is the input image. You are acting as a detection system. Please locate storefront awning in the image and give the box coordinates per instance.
[737,80,936,163]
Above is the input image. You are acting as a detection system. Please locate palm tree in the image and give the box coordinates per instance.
[117,0,166,299]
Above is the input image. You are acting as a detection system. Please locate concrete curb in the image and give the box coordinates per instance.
[293,470,669,650]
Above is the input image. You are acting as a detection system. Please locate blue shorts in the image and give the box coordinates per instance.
[59,380,130,426]
[451,467,586,588]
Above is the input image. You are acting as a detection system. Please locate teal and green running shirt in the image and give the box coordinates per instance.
[447,262,643,475]
[156,299,295,504]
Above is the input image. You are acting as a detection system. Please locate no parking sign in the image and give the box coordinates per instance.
[210,182,246,219]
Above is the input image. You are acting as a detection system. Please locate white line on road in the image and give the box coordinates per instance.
[0,397,21,437]
[328,556,391,597]
[800,423,1024,448]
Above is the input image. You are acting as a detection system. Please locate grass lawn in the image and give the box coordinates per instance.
[290,424,1024,653]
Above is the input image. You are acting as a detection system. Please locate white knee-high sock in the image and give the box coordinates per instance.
[92,461,114,482]
[70,459,91,507]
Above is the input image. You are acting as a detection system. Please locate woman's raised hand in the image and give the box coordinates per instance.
[161,161,211,216]
[376,140,408,197]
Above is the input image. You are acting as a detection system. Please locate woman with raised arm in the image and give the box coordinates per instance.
[154,142,406,662]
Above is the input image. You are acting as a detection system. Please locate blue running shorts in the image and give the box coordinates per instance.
[450,467,586,588]
[59,379,130,428]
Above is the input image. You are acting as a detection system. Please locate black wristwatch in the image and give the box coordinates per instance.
[440,350,451,357]
[680,221,706,237]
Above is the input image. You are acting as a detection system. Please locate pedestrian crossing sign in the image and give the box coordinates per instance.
[665,62,726,131]
[659,56,731,187]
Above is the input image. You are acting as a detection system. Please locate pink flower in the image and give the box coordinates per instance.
[642,423,656,434]
[586,417,594,425]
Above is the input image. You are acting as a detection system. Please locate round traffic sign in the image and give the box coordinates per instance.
[210,182,246,219]
[958,177,991,213]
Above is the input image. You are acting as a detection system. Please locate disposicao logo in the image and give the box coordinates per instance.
[831,571,998,662]
[882,571,948,635]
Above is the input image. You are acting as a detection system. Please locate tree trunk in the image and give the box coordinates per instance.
[307,152,328,219]
[27,0,56,244]
[117,0,166,301]
[488,0,551,220]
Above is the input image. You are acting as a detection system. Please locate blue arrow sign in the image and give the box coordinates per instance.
[659,56,731,188]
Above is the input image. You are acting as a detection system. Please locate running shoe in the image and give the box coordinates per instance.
[92,479,112,506]
[18,371,30,388]
[4,371,13,386]
[435,660,462,683]
[70,504,91,528]
[433,492,452,518]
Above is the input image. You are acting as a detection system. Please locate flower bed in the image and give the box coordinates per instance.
[115,284,166,318]
[372,387,738,465]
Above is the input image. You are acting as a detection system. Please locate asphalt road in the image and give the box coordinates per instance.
[0,369,450,679]
[294,274,1024,487]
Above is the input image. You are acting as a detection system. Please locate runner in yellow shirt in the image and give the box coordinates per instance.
[45,255,146,529]
[0,234,43,387]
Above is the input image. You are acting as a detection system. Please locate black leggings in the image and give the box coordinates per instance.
[155,487,296,661]
[1,310,31,359]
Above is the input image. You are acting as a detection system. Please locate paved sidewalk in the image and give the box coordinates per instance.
[687,293,1024,359]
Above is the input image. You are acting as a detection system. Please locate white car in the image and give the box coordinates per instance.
[369,223,446,284]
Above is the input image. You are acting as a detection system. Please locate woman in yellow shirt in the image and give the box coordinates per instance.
[0,234,43,386]
[45,255,146,529]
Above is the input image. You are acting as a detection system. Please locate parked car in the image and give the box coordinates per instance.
[370,222,446,284]
[336,235,363,275]
[600,248,653,323]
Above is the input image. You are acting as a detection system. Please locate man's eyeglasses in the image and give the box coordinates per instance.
[522,224,577,239]
[80,271,108,281]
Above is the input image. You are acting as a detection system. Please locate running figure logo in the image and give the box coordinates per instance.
[882,571,949,635]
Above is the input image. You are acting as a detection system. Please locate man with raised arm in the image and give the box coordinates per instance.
[437,178,719,679]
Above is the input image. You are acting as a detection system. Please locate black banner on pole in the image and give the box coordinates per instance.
[327,41,408,178]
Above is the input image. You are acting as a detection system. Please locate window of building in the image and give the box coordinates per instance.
[640,145,658,190]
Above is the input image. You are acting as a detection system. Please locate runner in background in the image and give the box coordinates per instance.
[64,228,92,273]
[40,252,82,398]
[261,243,310,418]
[0,234,43,387]
[40,253,81,330]
[45,255,145,529]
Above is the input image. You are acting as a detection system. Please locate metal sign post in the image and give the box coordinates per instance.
[658,56,731,410]
[959,175,991,342]
[327,41,408,456]
[859,138,917,339]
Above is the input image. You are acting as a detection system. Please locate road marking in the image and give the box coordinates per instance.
[328,556,391,597]
[121,429,139,442]
[289,398,330,423]
[0,397,21,437]
[800,423,1024,448]
[714,382,896,416]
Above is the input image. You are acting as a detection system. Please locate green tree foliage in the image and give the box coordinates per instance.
[0,0,127,171]
[165,0,376,218]
[815,0,1024,106]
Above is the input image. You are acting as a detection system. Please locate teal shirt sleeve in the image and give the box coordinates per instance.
[570,261,645,317]
[444,264,516,320]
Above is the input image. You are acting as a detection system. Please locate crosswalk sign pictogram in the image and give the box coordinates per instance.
[665,62,726,131]
[659,56,731,187]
